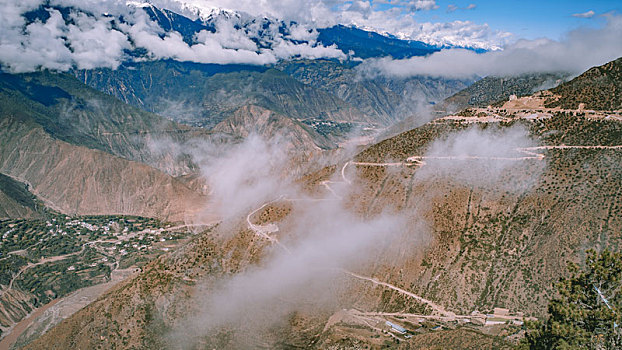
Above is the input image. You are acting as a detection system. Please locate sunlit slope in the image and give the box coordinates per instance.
[22,57,622,350]
[24,117,622,349]
[0,116,204,221]
[0,72,211,221]
[546,57,622,110]
[0,71,212,175]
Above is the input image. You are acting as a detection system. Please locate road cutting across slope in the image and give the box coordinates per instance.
[342,270,454,318]
[349,145,622,168]
[407,145,622,166]
[245,196,455,318]
[351,162,406,167]
[318,162,352,199]
[246,197,291,253]
[239,145,622,322]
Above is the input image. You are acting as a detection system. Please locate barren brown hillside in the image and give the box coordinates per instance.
[23,110,622,349]
[546,57,622,110]
[0,116,205,222]
[19,57,622,350]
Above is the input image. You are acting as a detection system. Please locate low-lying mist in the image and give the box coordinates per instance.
[171,200,408,348]
[155,120,545,348]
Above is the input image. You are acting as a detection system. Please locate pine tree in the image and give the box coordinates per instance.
[523,249,622,349]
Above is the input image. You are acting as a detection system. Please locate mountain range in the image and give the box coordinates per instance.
[0,2,621,349]
[1,54,618,349]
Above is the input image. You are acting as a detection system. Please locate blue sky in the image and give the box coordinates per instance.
[397,0,622,40]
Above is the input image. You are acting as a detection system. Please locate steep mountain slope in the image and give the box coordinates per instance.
[353,116,621,312]
[73,61,269,120]
[27,116,622,349]
[316,24,439,59]
[546,57,622,110]
[75,62,367,129]
[23,59,622,349]
[0,174,44,220]
[277,59,473,124]
[438,72,569,114]
[0,116,204,221]
[0,72,209,176]
[0,71,213,221]
[212,105,334,151]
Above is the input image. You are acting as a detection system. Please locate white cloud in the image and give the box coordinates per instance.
[0,0,514,72]
[271,40,347,60]
[204,18,259,51]
[66,12,131,69]
[0,3,133,72]
[572,10,595,19]
[415,124,541,190]
[447,3,476,13]
[5,0,585,73]
[171,0,439,25]
[164,0,339,26]
[358,14,622,78]
[375,0,439,11]
[128,19,277,65]
[411,0,439,11]
[159,0,503,49]
[286,24,319,42]
[162,124,540,347]
[0,0,351,72]
[347,0,373,15]
[161,133,428,347]
[0,9,74,72]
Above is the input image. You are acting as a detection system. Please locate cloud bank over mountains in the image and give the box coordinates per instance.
[0,0,347,73]
[171,0,508,50]
[1,0,620,78]
[0,0,512,73]
[358,14,622,78]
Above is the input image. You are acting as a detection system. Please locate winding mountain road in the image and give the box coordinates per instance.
[245,187,454,318]
[243,143,622,327]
